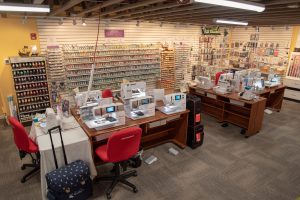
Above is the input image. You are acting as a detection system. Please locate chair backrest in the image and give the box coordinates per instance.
[8,117,30,152]
[102,89,113,99]
[107,127,142,163]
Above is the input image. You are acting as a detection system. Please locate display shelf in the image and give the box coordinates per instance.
[160,48,175,89]
[15,87,48,92]
[62,44,161,92]
[10,56,50,124]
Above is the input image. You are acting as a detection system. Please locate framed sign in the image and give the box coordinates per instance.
[104,29,124,38]
[30,33,37,40]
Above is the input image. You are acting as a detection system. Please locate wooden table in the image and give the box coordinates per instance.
[258,85,286,112]
[189,86,267,137]
[71,108,189,165]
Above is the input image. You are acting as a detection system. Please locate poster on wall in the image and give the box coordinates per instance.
[287,52,300,78]
[104,29,125,37]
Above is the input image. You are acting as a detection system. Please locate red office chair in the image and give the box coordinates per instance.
[8,117,40,183]
[95,127,142,199]
[102,89,113,99]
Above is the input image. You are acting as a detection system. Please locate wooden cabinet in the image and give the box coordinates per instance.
[190,87,266,137]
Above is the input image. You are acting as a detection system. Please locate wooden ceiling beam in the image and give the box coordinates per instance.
[266,0,300,5]
[126,4,218,20]
[140,5,297,20]
[78,0,126,16]
[49,0,83,16]
[99,0,167,17]
[150,8,300,21]
[109,2,183,19]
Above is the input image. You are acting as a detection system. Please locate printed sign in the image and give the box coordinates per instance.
[202,26,221,35]
[104,29,124,38]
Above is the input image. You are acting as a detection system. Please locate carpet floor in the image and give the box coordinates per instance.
[0,100,300,200]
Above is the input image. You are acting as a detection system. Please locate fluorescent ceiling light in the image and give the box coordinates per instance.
[0,3,50,13]
[215,19,248,26]
[194,0,265,12]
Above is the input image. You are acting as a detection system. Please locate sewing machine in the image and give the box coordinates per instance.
[75,90,101,107]
[82,103,125,130]
[215,73,234,94]
[196,76,213,89]
[120,82,146,100]
[124,96,155,120]
[264,74,281,87]
[156,93,186,115]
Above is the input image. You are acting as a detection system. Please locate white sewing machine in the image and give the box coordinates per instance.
[75,90,101,107]
[125,96,155,120]
[196,76,213,89]
[215,73,234,94]
[264,74,281,87]
[83,103,125,130]
[120,82,146,100]
[156,93,186,115]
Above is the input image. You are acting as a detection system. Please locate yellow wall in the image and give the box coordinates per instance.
[0,18,40,116]
[289,26,300,58]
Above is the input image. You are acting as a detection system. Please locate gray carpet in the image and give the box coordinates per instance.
[0,100,300,200]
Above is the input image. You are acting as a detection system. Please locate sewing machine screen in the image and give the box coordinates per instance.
[141,98,149,105]
[175,95,181,101]
[106,106,115,113]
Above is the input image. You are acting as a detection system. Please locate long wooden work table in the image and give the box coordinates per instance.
[71,108,189,165]
[189,85,285,137]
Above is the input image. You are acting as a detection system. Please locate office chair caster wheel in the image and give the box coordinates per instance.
[240,129,246,135]
[21,165,26,170]
[133,187,138,193]
[221,123,228,127]
[106,194,111,199]
[21,177,26,183]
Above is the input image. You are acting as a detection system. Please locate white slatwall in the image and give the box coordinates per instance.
[37,18,202,51]
[231,26,292,46]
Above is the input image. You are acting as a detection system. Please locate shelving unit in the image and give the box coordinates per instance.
[160,48,175,89]
[46,46,66,111]
[174,43,191,89]
[62,44,161,91]
[10,57,50,124]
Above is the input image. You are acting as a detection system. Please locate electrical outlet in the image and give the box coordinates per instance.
[4,58,10,65]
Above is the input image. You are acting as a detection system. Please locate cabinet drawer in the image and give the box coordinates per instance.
[284,89,300,101]
[284,78,300,89]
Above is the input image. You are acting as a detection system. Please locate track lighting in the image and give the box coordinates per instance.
[21,16,27,24]
[58,18,63,25]
[105,19,110,27]
[82,18,86,26]
[256,26,260,32]
[271,26,275,30]
[136,20,140,27]
[286,25,289,30]
[160,22,163,27]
